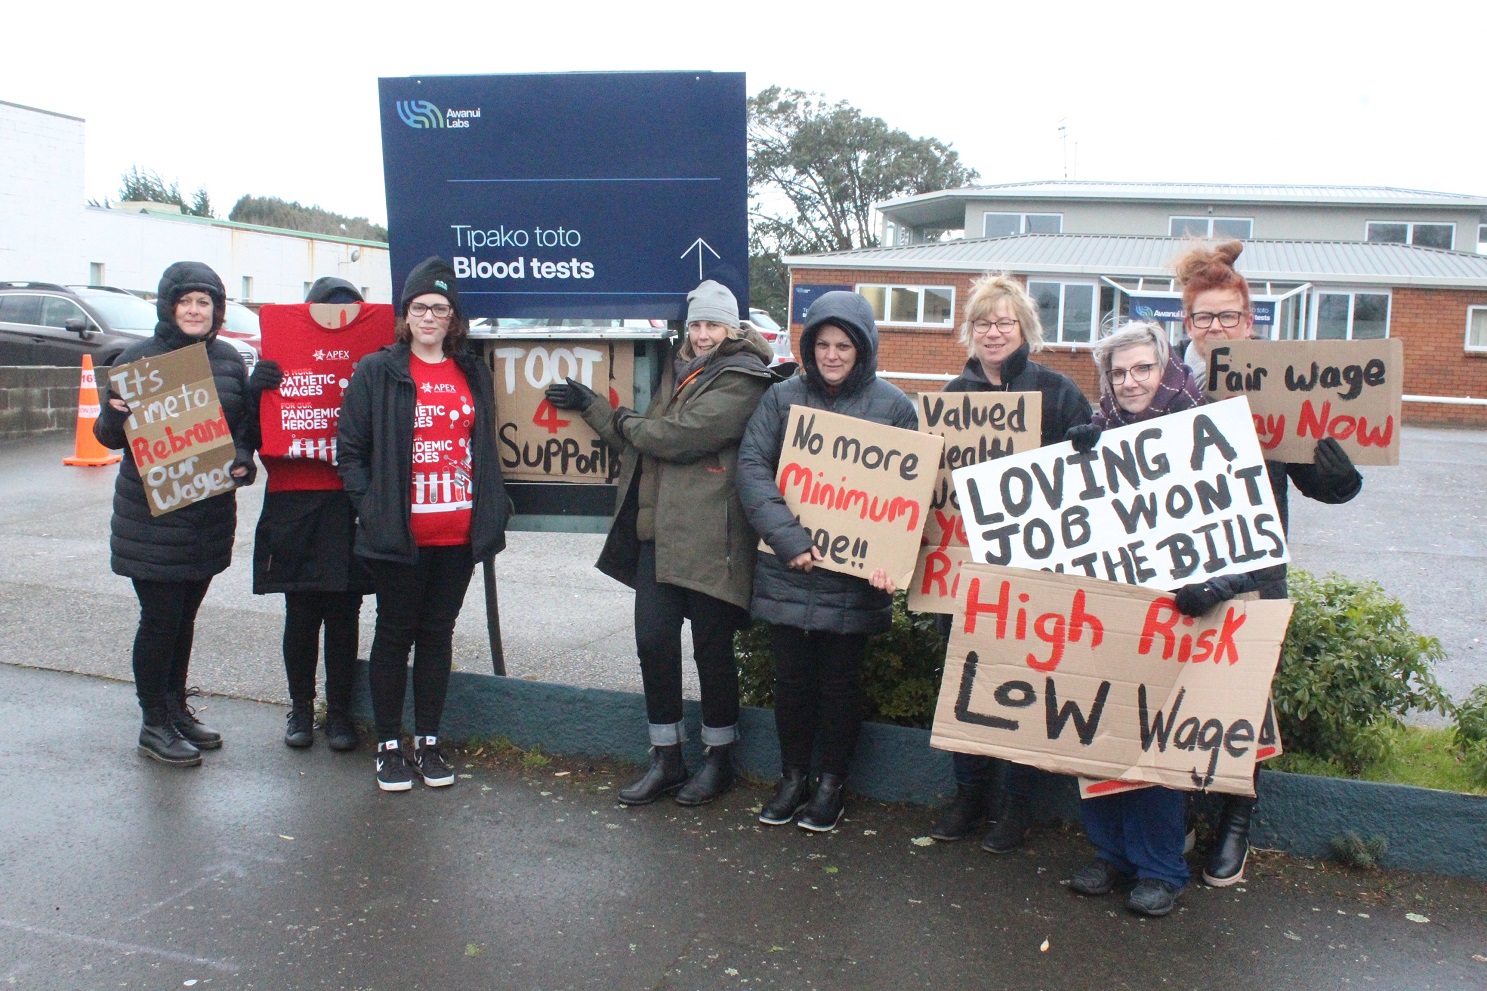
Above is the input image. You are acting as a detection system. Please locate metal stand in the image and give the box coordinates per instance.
[483,557,505,675]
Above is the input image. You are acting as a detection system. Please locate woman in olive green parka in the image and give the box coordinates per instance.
[546,280,776,807]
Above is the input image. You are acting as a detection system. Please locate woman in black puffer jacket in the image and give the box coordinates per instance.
[736,290,917,832]
[94,261,258,768]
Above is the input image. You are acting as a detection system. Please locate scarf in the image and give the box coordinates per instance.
[1092,355,1206,428]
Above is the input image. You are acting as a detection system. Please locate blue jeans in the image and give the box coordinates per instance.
[1079,787,1190,889]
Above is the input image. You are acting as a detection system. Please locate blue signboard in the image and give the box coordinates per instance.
[378,72,747,320]
[791,284,854,325]
[1128,294,1274,326]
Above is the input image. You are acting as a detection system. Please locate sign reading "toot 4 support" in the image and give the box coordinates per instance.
[379,72,748,320]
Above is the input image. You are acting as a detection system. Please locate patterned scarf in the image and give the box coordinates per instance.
[1093,355,1206,428]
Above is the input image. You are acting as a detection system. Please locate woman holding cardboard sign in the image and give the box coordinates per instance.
[544,280,776,807]
[337,257,510,793]
[930,274,1094,851]
[736,290,916,832]
[94,261,259,767]
[1174,240,1362,887]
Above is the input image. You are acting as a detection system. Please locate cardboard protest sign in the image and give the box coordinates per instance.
[931,564,1294,796]
[107,343,238,517]
[952,397,1288,592]
[771,405,945,585]
[1202,338,1403,466]
[908,543,974,614]
[1077,698,1283,799]
[913,392,1042,549]
[488,341,635,483]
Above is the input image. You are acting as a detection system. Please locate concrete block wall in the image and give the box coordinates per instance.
[0,366,86,439]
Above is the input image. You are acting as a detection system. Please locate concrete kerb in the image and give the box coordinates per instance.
[352,662,1487,882]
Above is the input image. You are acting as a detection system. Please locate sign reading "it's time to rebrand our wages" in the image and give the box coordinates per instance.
[379,72,748,320]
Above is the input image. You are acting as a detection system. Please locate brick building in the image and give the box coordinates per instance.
[785,234,1487,426]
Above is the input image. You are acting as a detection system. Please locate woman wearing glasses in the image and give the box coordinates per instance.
[929,275,1093,851]
[338,256,510,792]
[1065,320,1206,917]
[1173,241,1362,886]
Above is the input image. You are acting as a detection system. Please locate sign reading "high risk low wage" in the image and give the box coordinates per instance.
[108,343,238,517]
[931,565,1293,796]
[951,398,1289,591]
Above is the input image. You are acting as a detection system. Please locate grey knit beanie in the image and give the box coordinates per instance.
[685,280,740,329]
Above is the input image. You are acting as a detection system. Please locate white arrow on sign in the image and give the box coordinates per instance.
[680,237,721,280]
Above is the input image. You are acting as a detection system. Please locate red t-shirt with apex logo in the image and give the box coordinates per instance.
[409,354,475,547]
[258,303,396,492]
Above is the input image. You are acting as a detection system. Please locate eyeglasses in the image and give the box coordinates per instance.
[1188,310,1247,330]
[1107,362,1158,385]
[408,302,453,318]
[971,318,1020,335]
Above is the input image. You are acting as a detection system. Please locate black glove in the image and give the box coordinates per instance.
[545,377,599,412]
[230,451,258,488]
[1065,423,1101,454]
[1313,437,1356,485]
[1174,576,1238,617]
[248,359,283,395]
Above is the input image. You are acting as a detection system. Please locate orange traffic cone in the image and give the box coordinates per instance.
[63,354,122,467]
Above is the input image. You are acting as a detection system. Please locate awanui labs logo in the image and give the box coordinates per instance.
[395,100,481,130]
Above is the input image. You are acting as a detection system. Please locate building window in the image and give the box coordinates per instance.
[241,276,254,301]
[857,284,955,327]
[1365,221,1455,250]
[1467,307,1487,352]
[1028,280,1096,344]
[89,262,106,286]
[1169,216,1253,239]
[361,286,371,300]
[1313,290,1390,340]
[982,213,1063,238]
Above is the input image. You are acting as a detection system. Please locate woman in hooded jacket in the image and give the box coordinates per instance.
[736,290,917,832]
[929,274,1095,851]
[545,280,776,807]
[94,261,259,767]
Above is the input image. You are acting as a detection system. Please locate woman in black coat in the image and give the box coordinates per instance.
[94,261,258,767]
[929,274,1094,851]
[336,257,510,793]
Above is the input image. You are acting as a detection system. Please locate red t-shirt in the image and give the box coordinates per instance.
[409,354,475,547]
[258,303,396,492]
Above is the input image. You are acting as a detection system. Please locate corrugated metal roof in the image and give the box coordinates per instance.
[879,180,1487,209]
[785,234,1487,288]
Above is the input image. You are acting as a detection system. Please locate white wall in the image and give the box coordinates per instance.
[0,100,86,282]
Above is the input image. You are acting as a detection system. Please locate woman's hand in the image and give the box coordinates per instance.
[231,465,250,478]
[108,398,130,413]
[868,568,896,593]
[786,548,824,572]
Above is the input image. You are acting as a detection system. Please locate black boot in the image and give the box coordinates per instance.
[981,795,1032,853]
[675,744,736,806]
[285,702,314,749]
[930,783,991,841]
[758,767,811,825]
[618,744,689,805]
[798,773,846,832]
[324,710,358,752]
[1203,796,1254,887]
[139,707,202,767]
[166,689,222,750]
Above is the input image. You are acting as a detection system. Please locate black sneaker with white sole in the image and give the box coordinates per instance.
[413,738,455,787]
[376,741,413,792]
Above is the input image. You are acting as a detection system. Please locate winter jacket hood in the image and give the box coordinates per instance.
[800,291,879,398]
[155,261,227,334]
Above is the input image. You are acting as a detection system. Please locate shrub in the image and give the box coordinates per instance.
[1452,685,1487,788]
[1272,570,1451,773]
[1329,830,1388,870]
[735,591,946,729]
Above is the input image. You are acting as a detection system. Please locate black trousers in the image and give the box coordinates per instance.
[768,625,870,777]
[130,578,212,715]
[366,545,474,742]
[283,590,363,712]
[633,542,746,741]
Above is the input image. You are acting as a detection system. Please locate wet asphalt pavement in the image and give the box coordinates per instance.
[3,663,1486,991]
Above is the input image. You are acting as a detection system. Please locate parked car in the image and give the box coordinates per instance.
[749,307,795,369]
[0,282,256,371]
[219,300,263,355]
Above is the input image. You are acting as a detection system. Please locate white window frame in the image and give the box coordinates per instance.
[855,283,956,328]
[1309,288,1392,341]
[1168,216,1253,239]
[1365,220,1455,250]
[241,276,254,301]
[1466,306,1487,353]
[1028,278,1099,346]
[982,212,1063,238]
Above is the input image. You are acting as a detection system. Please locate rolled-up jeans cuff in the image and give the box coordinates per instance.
[648,721,686,747]
[700,723,737,747]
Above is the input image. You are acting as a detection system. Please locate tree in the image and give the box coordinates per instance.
[229,195,388,242]
[747,86,979,256]
[116,166,213,217]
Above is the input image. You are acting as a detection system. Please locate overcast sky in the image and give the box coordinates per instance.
[5,0,1481,229]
